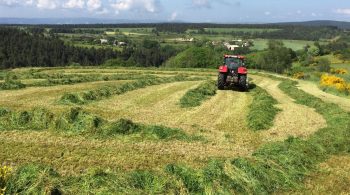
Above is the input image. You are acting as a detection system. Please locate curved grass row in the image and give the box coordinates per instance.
[179,80,217,108]
[59,75,205,105]
[0,107,201,142]
[247,86,281,131]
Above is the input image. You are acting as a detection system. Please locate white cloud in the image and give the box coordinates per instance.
[264,11,271,16]
[0,0,32,6]
[311,12,317,17]
[63,0,84,9]
[87,0,101,11]
[335,8,350,15]
[36,0,57,9]
[169,11,177,21]
[192,0,210,8]
[110,0,159,14]
[191,0,233,9]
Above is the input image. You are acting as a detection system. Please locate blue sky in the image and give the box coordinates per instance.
[0,0,350,23]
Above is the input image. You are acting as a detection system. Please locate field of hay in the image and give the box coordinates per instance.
[1,67,349,194]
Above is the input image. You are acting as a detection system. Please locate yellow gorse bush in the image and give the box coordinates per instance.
[330,68,348,75]
[0,166,12,195]
[320,74,350,92]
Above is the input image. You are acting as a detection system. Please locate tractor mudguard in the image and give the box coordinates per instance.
[219,65,228,73]
[238,67,247,74]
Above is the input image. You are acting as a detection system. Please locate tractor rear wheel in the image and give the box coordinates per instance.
[218,73,226,90]
[239,75,248,91]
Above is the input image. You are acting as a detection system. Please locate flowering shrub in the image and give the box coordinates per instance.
[0,166,12,195]
[320,74,350,93]
[330,68,348,75]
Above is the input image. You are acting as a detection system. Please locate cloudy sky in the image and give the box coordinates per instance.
[0,0,350,23]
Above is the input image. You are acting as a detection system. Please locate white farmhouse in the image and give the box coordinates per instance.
[224,42,240,51]
[100,39,108,44]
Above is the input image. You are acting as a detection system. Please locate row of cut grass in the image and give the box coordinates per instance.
[247,86,281,131]
[179,80,217,108]
[0,107,201,142]
[59,75,205,105]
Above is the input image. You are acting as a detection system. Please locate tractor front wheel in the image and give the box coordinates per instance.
[218,73,226,90]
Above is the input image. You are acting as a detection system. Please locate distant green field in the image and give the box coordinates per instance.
[252,39,316,51]
[72,43,123,51]
[116,28,154,33]
[204,28,281,33]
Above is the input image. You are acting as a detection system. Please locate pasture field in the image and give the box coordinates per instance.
[1,67,350,194]
[204,28,281,33]
[252,39,316,51]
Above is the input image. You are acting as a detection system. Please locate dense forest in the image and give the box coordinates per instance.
[0,27,180,69]
[0,28,118,69]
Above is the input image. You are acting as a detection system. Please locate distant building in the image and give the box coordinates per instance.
[118,42,127,46]
[174,37,194,42]
[224,42,240,51]
[100,39,108,44]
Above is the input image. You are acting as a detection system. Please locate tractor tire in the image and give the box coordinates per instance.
[239,75,248,91]
[218,73,226,90]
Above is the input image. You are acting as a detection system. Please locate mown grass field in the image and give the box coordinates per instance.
[1,67,349,194]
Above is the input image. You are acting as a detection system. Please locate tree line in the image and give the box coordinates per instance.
[0,27,119,69]
[2,23,342,41]
[0,27,181,69]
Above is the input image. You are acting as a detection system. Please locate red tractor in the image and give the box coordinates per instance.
[218,55,248,91]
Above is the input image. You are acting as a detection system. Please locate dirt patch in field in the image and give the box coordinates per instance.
[251,75,327,142]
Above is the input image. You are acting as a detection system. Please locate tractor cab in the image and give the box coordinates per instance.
[218,55,248,91]
[223,55,246,73]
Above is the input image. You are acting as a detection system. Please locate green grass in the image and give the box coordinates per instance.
[204,28,281,33]
[179,80,217,108]
[30,73,158,87]
[0,73,26,90]
[0,106,201,142]
[247,86,281,131]
[2,66,349,194]
[59,75,205,105]
[252,39,316,51]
